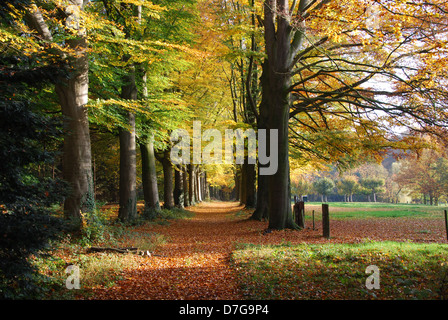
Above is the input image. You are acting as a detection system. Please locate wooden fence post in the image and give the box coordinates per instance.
[322,204,330,239]
[294,201,305,229]
[312,210,315,230]
[444,210,448,241]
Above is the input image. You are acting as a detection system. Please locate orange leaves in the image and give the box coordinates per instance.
[89,202,246,300]
[84,202,447,300]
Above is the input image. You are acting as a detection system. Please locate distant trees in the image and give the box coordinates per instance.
[313,178,335,203]
[360,179,385,203]
[290,140,448,205]
[336,177,358,202]
[395,147,448,205]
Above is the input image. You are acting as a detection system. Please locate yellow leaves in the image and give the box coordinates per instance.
[88,97,187,115]
[147,40,210,60]
[119,0,166,14]
[205,163,235,189]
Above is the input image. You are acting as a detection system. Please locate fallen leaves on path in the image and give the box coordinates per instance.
[87,202,447,300]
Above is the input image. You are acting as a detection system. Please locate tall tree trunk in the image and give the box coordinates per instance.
[139,68,160,215]
[139,136,160,215]
[266,83,295,229]
[262,0,301,230]
[183,165,189,207]
[250,60,270,221]
[173,165,183,208]
[234,169,240,202]
[195,166,202,202]
[240,165,247,205]
[204,171,210,200]
[53,0,93,223]
[118,111,137,221]
[245,162,256,208]
[118,68,137,222]
[251,170,269,220]
[188,164,195,205]
[159,150,174,209]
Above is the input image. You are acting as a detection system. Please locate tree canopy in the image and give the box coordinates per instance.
[2,0,448,240]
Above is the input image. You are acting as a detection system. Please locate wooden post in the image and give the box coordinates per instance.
[444,210,448,241]
[312,210,315,230]
[322,204,330,239]
[294,201,305,229]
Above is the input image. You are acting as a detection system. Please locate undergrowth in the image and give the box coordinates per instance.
[19,205,193,299]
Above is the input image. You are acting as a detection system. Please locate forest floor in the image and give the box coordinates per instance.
[86,201,447,300]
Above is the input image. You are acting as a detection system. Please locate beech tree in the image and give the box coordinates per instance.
[88,0,195,221]
[257,0,448,229]
[24,0,94,225]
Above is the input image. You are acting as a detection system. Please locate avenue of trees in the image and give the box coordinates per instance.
[3,0,448,225]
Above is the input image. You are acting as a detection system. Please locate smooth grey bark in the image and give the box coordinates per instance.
[204,171,210,200]
[183,165,189,207]
[118,69,138,222]
[118,112,137,221]
[173,165,183,208]
[195,166,202,202]
[243,162,256,208]
[139,69,161,216]
[51,0,94,222]
[156,150,174,209]
[29,1,95,223]
[250,61,270,221]
[240,165,246,204]
[188,164,195,205]
[162,151,175,209]
[262,0,305,230]
[26,6,54,42]
[140,136,161,215]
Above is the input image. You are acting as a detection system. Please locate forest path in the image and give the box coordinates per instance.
[90,201,266,300]
[88,201,446,300]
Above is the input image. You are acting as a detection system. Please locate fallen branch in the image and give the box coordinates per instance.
[86,246,163,257]
[87,246,139,254]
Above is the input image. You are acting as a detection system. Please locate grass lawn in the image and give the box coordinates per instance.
[232,241,448,300]
[300,202,446,219]
[232,202,448,300]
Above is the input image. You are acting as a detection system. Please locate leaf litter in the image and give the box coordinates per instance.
[86,202,447,300]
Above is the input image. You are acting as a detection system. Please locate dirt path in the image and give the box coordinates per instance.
[91,202,263,300]
[89,201,446,300]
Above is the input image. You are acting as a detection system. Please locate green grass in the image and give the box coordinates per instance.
[232,241,448,300]
[328,209,429,219]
